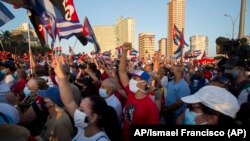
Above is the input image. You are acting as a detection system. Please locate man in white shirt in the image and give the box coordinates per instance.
[99,78,122,123]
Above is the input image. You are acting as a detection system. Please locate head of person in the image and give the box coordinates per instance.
[222,57,248,81]
[209,74,231,89]
[75,95,121,141]
[16,69,27,81]
[38,87,64,110]
[25,78,39,97]
[173,64,184,78]
[158,67,168,78]
[180,85,240,125]
[2,61,16,75]
[144,64,153,73]
[24,78,48,97]
[129,70,150,93]
[99,78,117,99]
[0,125,35,141]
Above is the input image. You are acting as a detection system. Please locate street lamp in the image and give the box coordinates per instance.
[224,13,240,39]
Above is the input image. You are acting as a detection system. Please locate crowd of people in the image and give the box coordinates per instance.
[0,42,249,141]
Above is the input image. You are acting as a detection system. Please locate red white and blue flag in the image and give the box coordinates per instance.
[0,1,15,27]
[83,17,101,54]
[129,48,138,56]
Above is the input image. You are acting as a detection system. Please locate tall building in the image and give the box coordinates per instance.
[93,17,135,56]
[11,23,40,47]
[138,33,155,60]
[93,25,117,54]
[158,38,167,57]
[167,0,185,56]
[190,35,208,54]
[116,17,135,48]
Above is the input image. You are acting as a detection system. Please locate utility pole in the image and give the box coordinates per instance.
[238,0,246,39]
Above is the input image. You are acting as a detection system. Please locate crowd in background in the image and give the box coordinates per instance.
[0,42,250,141]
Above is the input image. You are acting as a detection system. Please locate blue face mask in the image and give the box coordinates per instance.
[231,70,240,78]
[23,86,31,97]
[183,108,202,125]
[99,88,108,98]
[1,69,7,75]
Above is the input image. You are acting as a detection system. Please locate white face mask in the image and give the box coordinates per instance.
[129,79,139,93]
[74,109,89,129]
[129,79,146,93]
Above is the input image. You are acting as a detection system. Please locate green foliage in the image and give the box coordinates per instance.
[0,30,51,55]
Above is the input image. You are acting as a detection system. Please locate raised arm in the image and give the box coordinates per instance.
[53,56,78,117]
[118,42,132,87]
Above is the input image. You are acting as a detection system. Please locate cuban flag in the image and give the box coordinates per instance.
[83,17,101,54]
[0,1,15,27]
[173,24,189,47]
[174,46,183,59]
[99,50,111,65]
[193,50,202,57]
[129,48,138,56]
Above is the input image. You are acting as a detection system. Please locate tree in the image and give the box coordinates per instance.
[0,30,12,50]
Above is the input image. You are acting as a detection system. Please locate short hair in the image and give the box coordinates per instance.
[105,78,117,93]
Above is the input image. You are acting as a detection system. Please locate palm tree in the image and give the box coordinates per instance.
[0,30,12,47]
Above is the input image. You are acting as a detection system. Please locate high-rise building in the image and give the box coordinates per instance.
[11,23,40,47]
[190,35,208,53]
[158,38,167,57]
[167,0,185,56]
[116,17,135,48]
[93,25,117,54]
[138,33,155,60]
[93,17,135,56]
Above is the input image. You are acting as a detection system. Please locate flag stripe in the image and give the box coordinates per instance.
[0,2,15,27]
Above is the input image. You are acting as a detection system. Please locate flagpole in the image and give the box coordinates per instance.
[0,40,5,51]
[180,28,185,66]
[27,10,32,74]
[72,38,78,51]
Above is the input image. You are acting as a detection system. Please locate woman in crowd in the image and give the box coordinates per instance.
[53,56,122,141]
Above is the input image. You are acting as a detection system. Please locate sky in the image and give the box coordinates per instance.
[0,0,249,57]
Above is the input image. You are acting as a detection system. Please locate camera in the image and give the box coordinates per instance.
[216,37,250,60]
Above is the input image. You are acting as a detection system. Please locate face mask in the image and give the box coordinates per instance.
[13,72,17,79]
[129,79,146,93]
[99,88,108,98]
[129,79,140,93]
[183,108,202,125]
[1,69,6,75]
[23,86,31,97]
[74,109,89,129]
[231,70,240,78]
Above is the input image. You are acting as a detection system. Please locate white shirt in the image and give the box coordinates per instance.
[105,94,122,122]
[161,76,168,99]
[72,128,109,141]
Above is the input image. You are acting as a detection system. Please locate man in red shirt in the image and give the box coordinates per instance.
[118,43,160,141]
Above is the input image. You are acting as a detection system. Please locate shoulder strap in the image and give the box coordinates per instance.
[0,112,10,124]
[96,135,108,141]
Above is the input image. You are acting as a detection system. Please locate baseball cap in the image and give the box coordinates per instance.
[222,57,248,70]
[38,87,64,107]
[181,85,240,118]
[131,70,150,85]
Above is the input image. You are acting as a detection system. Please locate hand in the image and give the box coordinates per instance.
[122,42,132,51]
[52,56,67,79]
[6,92,18,106]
